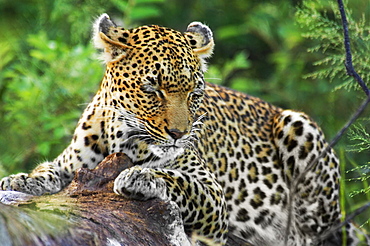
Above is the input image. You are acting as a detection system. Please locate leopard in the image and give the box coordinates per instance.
[0,13,366,245]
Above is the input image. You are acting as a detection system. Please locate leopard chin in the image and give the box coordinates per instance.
[149,144,185,161]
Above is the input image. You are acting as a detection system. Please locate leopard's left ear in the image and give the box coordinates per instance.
[184,22,214,71]
[92,13,132,63]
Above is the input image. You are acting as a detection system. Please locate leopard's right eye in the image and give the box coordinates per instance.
[155,90,166,99]
[142,77,157,93]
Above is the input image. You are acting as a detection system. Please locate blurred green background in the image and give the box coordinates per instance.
[0,0,369,232]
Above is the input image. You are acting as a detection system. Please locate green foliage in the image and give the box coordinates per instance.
[206,51,251,90]
[0,42,13,71]
[347,164,370,198]
[296,0,370,92]
[296,0,370,230]
[346,123,370,207]
[112,0,165,27]
[348,124,370,153]
[0,31,102,172]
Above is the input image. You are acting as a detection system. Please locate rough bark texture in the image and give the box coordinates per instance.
[0,153,251,246]
[0,153,190,246]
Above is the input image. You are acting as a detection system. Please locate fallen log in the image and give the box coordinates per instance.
[0,153,191,246]
[0,153,252,246]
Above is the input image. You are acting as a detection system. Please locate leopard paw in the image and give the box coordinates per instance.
[0,163,63,196]
[114,166,168,200]
[0,173,47,196]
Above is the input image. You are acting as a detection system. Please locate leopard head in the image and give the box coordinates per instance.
[93,14,214,160]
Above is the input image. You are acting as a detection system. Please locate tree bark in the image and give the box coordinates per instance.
[0,153,191,246]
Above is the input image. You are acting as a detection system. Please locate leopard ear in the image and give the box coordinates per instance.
[184,22,214,71]
[92,13,131,63]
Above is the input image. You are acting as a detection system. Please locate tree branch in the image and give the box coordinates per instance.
[0,153,192,246]
[284,1,370,245]
[337,0,370,96]
[314,201,370,244]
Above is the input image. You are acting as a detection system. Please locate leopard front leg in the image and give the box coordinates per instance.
[0,162,64,196]
[114,160,228,245]
[1,95,109,196]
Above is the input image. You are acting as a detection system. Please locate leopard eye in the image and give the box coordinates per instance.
[189,88,204,101]
[193,72,205,90]
[156,90,166,99]
[192,90,202,97]
[142,76,158,93]
[142,83,155,93]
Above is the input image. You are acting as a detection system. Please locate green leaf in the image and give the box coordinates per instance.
[37,142,52,156]
[136,0,164,3]
[131,6,161,20]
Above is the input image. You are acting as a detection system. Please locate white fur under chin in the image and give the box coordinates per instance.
[149,145,184,162]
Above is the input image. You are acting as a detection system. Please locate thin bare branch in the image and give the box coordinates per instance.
[314,201,370,244]
[337,0,370,96]
[284,1,370,245]
[284,96,370,246]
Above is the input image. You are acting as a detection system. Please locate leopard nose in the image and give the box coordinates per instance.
[167,128,187,140]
